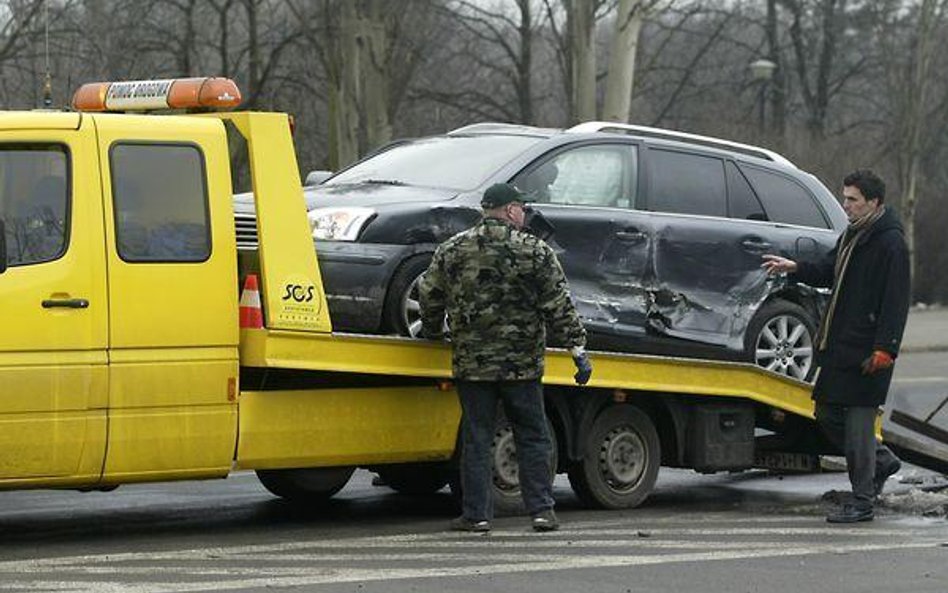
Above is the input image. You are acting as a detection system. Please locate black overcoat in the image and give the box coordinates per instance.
[792,207,910,407]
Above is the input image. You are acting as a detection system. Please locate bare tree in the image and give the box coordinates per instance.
[568,0,598,122]
[779,0,853,139]
[877,0,948,289]
[602,0,658,123]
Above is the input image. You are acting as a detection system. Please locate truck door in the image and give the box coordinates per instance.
[92,115,239,482]
[0,116,109,481]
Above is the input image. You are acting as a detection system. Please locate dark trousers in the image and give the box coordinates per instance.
[815,403,899,509]
[456,379,554,520]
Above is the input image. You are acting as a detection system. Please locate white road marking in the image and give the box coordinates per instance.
[895,376,948,383]
[2,513,946,593]
[0,541,942,592]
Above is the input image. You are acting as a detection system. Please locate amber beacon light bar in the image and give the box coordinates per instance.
[72,77,242,112]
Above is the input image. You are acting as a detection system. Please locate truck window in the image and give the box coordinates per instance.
[110,143,211,262]
[0,144,69,267]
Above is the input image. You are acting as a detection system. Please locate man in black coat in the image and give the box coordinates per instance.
[762,169,910,523]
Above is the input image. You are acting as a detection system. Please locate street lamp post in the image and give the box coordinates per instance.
[749,58,777,133]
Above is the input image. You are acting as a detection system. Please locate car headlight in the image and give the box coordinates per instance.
[307,207,375,241]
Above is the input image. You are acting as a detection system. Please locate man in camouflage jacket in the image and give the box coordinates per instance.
[419,183,591,533]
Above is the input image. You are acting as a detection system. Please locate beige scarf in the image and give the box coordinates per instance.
[815,205,886,352]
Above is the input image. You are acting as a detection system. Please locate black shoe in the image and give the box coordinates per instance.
[873,458,901,497]
[449,516,491,533]
[531,509,560,532]
[826,504,874,523]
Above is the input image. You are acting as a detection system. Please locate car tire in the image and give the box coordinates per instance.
[568,405,660,510]
[255,466,354,502]
[744,299,817,381]
[382,254,432,337]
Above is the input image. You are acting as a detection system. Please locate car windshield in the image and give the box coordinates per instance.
[324,134,544,191]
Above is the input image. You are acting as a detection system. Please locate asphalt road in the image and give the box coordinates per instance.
[0,310,944,592]
[1,467,947,593]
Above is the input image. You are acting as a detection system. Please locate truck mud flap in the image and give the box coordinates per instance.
[882,382,948,475]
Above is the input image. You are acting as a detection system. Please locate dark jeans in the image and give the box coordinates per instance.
[456,379,554,521]
[815,403,900,509]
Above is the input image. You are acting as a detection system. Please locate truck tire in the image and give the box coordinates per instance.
[568,405,659,509]
[382,255,432,337]
[255,466,354,502]
[449,413,559,515]
[376,463,450,495]
[744,299,817,381]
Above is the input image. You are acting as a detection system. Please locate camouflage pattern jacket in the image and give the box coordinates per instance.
[419,216,586,381]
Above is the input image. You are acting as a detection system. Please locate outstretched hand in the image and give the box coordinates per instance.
[761,254,798,275]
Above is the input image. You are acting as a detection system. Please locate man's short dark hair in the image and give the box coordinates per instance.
[843,169,886,203]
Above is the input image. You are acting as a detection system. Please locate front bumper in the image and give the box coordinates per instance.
[316,241,416,333]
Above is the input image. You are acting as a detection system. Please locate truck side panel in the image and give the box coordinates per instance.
[236,386,460,469]
[92,114,238,481]
[0,118,109,486]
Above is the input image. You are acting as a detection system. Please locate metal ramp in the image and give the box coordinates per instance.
[239,328,816,420]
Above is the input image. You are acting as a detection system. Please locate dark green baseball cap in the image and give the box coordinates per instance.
[481,183,526,209]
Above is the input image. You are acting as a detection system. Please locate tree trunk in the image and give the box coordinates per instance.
[569,0,597,122]
[602,0,645,123]
[896,0,943,293]
[359,1,393,152]
[243,0,261,107]
[517,0,534,124]
[335,0,361,168]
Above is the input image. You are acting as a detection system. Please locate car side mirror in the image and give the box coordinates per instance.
[304,170,334,186]
[0,219,7,274]
[523,206,556,242]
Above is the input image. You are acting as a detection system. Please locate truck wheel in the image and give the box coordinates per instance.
[568,405,659,509]
[449,414,559,514]
[255,466,354,502]
[744,299,817,381]
[382,255,432,337]
[376,463,450,495]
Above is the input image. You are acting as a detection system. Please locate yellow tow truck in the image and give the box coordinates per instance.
[0,77,829,511]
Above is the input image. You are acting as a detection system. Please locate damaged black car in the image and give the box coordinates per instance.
[235,122,847,380]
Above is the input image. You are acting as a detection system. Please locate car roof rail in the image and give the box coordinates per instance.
[566,121,796,168]
[448,122,554,136]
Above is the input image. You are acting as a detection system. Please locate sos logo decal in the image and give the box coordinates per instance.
[276,275,323,327]
[282,283,315,303]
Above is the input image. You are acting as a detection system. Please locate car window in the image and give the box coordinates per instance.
[514,144,635,208]
[740,165,829,229]
[726,161,767,221]
[325,135,543,191]
[0,144,69,267]
[111,143,211,262]
[648,149,726,217]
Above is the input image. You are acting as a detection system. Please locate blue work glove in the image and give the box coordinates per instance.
[572,348,592,385]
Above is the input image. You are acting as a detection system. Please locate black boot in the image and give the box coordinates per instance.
[826,503,874,523]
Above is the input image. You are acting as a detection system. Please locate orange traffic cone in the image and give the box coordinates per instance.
[239,274,264,329]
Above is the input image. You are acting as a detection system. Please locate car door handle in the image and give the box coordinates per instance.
[615,230,647,243]
[740,239,772,252]
[42,298,89,309]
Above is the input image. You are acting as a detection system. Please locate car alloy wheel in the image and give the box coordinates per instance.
[754,313,814,380]
[400,273,425,337]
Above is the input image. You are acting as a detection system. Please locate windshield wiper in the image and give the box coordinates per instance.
[363,178,407,186]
